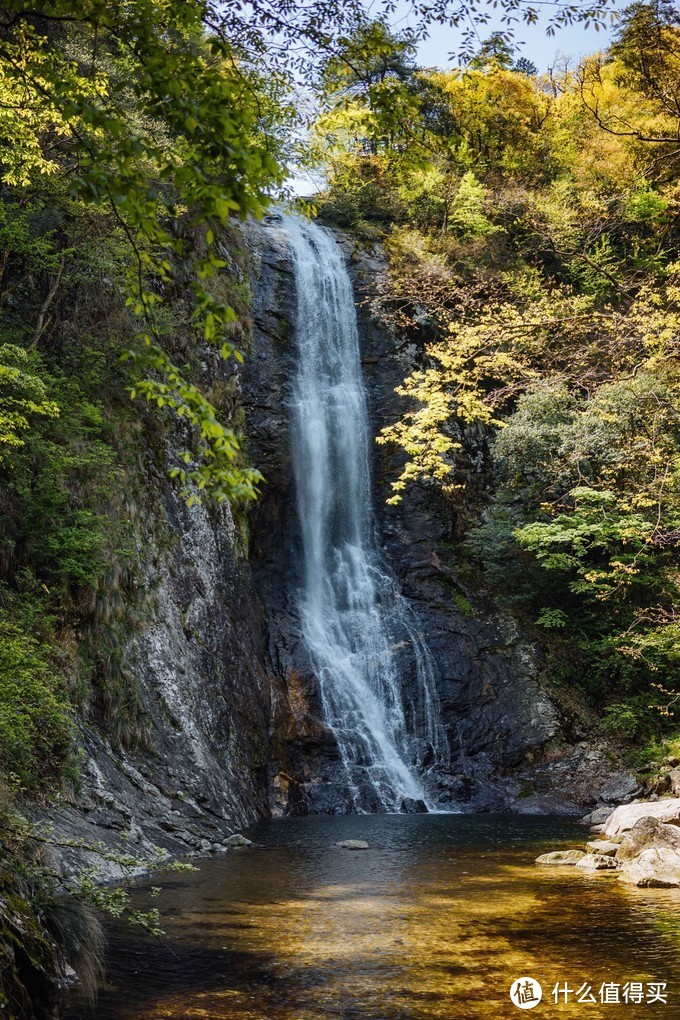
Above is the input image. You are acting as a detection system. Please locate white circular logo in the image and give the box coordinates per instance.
[510,977,543,1010]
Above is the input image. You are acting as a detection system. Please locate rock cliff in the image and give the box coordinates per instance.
[49,215,625,862]
[243,217,561,814]
[45,402,272,872]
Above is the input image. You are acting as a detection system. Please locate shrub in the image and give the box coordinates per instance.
[0,616,72,792]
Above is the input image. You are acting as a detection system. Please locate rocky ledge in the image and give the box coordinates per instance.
[536,799,680,888]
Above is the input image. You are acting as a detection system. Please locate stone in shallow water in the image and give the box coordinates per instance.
[585,840,619,857]
[401,798,428,814]
[619,848,680,887]
[576,853,619,870]
[224,834,253,847]
[535,850,585,865]
[336,839,369,849]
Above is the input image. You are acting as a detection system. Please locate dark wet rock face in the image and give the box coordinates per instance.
[45,389,273,874]
[243,220,562,815]
[50,218,621,866]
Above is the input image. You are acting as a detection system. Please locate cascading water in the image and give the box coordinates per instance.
[286,214,449,812]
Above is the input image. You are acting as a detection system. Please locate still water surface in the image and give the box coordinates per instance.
[65,815,680,1020]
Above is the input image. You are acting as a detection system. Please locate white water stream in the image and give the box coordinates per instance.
[287,215,448,811]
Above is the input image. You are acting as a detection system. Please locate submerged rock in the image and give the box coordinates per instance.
[535,850,585,865]
[619,848,680,887]
[224,833,253,847]
[336,839,369,849]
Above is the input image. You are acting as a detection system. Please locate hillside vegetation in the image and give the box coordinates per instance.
[0,3,287,1010]
[311,3,680,755]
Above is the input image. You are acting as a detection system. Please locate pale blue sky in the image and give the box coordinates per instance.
[385,0,624,71]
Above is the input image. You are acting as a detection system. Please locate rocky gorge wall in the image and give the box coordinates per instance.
[241,216,598,816]
[45,435,273,874]
[48,214,639,874]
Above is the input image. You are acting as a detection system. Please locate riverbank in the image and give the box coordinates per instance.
[537,798,680,887]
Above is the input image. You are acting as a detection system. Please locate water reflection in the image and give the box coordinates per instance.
[65,815,680,1019]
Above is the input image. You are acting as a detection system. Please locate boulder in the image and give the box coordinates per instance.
[512,795,581,816]
[619,848,680,887]
[576,854,619,871]
[224,833,253,847]
[669,768,680,797]
[602,799,680,839]
[400,798,428,814]
[336,839,369,849]
[615,816,680,863]
[597,773,641,804]
[535,850,585,866]
[585,840,619,857]
[580,806,613,827]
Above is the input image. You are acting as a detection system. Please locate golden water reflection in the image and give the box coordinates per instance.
[65,815,680,1020]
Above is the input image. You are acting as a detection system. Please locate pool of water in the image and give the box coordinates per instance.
[64,814,680,1019]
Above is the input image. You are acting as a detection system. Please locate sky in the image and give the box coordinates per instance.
[384,0,624,71]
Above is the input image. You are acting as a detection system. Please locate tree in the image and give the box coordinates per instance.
[471,32,516,69]
[579,1,680,150]
[514,56,538,75]
[0,1,293,502]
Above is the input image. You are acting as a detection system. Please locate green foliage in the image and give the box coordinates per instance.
[1,356,120,599]
[453,592,475,616]
[625,186,669,223]
[0,1,289,503]
[448,172,499,238]
[0,613,72,792]
[312,6,680,739]
[535,608,569,629]
[602,700,651,740]
[0,344,59,460]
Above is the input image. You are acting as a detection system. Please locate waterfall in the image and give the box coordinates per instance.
[286,214,448,812]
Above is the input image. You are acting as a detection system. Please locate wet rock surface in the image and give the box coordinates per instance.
[541,800,680,889]
[242,220,589,815]
[43,427,272,875]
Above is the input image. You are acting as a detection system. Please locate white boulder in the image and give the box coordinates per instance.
[602,799,680,839]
